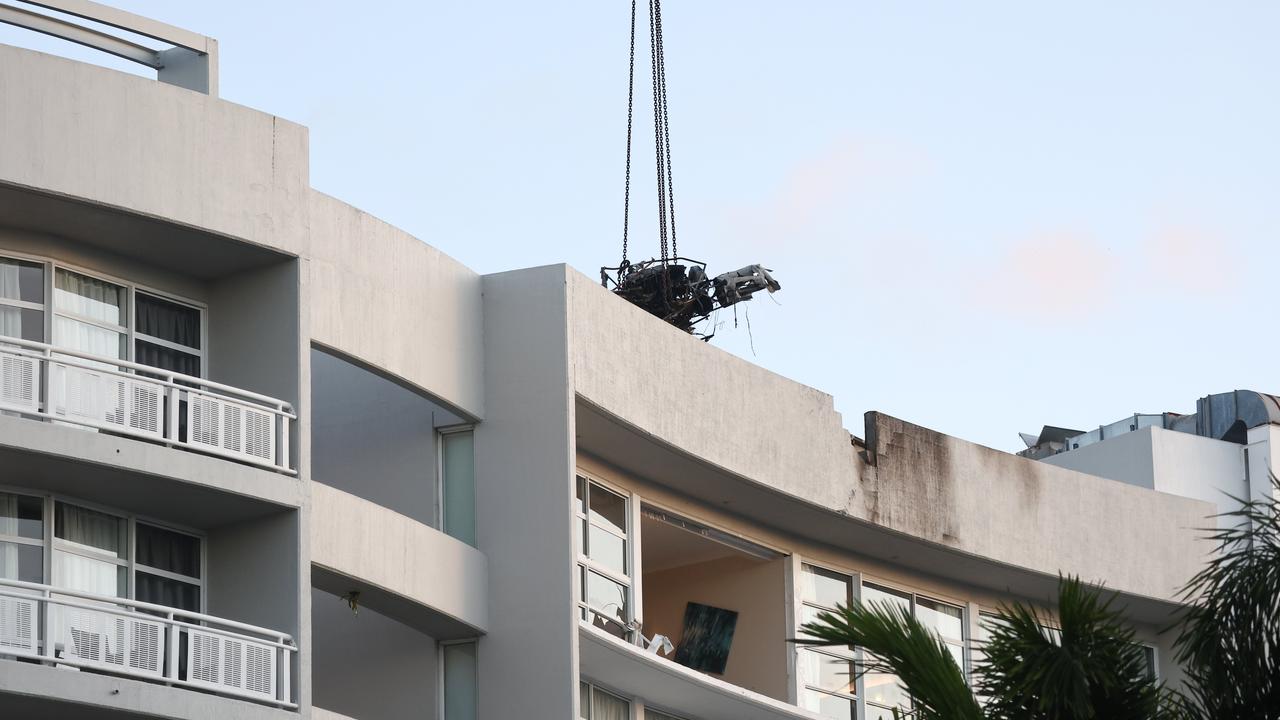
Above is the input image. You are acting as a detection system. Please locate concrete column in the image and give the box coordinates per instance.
[474,265,577,720]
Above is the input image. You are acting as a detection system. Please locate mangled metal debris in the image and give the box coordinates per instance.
[600,258,780,338]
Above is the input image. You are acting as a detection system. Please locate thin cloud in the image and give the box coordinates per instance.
[974,231,1119,318]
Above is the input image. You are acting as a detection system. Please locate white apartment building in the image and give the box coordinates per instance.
[0,4,1235,720]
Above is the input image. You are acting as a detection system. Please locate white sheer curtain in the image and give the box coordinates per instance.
[54,270,123,325]
[0,493,18,581]
[1,262,24,341]
[53,269,125,361]
[53,503,126,598]
[591,688,630,720]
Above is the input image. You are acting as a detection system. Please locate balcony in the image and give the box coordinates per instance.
[0,577,296,708]
[0,338,295,474]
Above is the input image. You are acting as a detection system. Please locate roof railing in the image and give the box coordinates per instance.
[0,0,217,94]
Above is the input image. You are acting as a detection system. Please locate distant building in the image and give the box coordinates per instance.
[1020,390,1280,522]
[0,5,1227,720]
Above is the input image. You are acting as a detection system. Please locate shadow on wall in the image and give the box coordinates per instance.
[310,346,465,528]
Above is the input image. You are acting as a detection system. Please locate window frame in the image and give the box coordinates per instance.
[0,250,208,378]
[797,562,860,718]
[437,424,477,546]
[0,484,206,611]
[438,638,479,720]
[578,680,631,720]
[575,473,634,639]
[860,580,968,718]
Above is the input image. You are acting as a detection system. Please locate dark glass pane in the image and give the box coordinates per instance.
[0,541,43,583]
[135,293,201,349]
[0,491,44,539]
[136,523,201,578]
[0,307,44,342]
[135,340,200,377]
[588,483,626,536]
[0,257,44,303]
[135,571,201,611]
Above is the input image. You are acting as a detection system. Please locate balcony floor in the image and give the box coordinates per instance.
[0,660,294,720]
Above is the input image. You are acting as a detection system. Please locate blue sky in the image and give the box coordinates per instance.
[4,2,1278,451]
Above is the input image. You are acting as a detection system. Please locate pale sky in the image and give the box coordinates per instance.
[4,2,1278,451]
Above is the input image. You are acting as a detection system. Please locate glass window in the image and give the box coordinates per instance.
[136,523,201,578]
[861,583,911,613]
[0,256,46,343]
[590,686,630,720]
[0,256,45,304]
[54,269,125,326]
[441,430,476,546]
[134,292,202,376]
[442,641,478,720]
[135,572,200,611]
[916,597,964,640]
[589,484,627,536]
[799,648,858,695]
[55,503,127,558]
[800,688,853,720]
[53,269,128,361]
[588,524,627,575]
[802,564,851,608]
[585,569,629,637]
[0,307,44,342]
[0,541,42,583]
[577,479,632,639]
[52,502,127,599]
[135,293,201,350]
[0,491,44,540]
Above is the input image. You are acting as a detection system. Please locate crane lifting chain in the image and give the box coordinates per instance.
[601,0,780,339]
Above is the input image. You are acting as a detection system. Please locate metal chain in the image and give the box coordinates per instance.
[620,0,637,265]
[653,0,677,260]
[649,0,669,264]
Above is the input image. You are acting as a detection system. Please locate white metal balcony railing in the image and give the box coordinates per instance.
[0,338,295,474]
[0,578,296,708]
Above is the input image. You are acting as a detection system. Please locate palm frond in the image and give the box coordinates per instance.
[1172,474,1280,718]
[977,575,1168,720]
[799,599,983,720]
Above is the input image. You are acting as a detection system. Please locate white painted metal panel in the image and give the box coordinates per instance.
[57,605,165,677]
[0,594,39,656]
[0,351,39,412]
[186,628,277,699]
[188,393,276,464]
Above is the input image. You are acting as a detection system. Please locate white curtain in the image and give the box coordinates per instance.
[591,689,630,720]
[2,262,27,341]
[0,493,18,581]
[53,315,123,360]
[54,270,124,325]
[53,551,122,597]
[53,504,126,598]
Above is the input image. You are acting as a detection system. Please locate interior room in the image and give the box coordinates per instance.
[638,505,790,702]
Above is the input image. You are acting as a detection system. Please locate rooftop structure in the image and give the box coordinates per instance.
[0,4,1233,720]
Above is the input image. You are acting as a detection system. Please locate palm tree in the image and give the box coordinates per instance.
[798,478,1280,719]
[1171,481,1280,717]
[799,577,1167,719]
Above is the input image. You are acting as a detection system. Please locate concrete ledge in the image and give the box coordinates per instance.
[309,483,488,638]
[0,415,302,527]
[579,624,821,720]
[0,659,294,720]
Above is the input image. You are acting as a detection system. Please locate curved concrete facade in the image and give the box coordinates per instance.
[0,10,1227,720]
